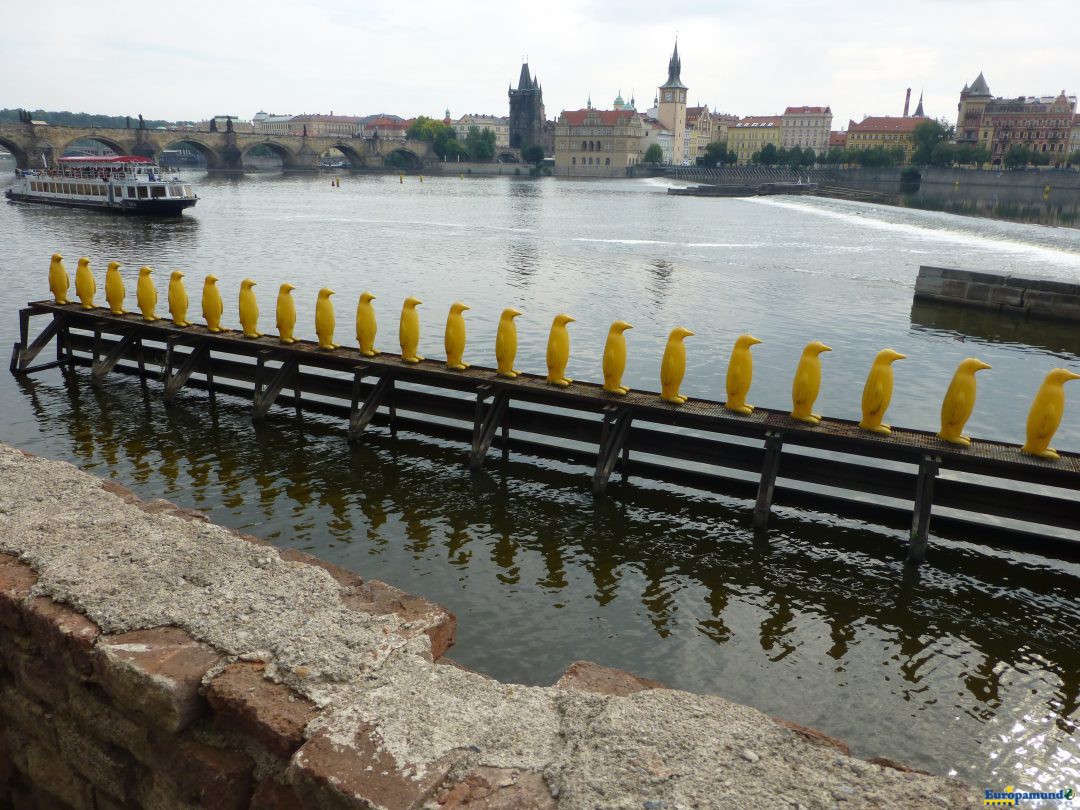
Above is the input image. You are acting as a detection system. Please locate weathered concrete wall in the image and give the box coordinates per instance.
[914,265,1080,321]
[0,444,976,808]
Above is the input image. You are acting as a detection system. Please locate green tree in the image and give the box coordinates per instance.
[823,147,845,165]
[1067,150,1080,167]
[521,144,544,163]
[644,143,663,164]
[703,140,731,167]
[929,142,955,167]
[783,146,809,169]
[1004,145,1033,169]
[754,143,779,166]
[464,126,496,160]
[405,115,465,160]
[911,118,955,166]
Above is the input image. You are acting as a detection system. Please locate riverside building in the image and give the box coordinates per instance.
[956,73,1077,166]
[845,115,926,163]
[781,106,833,156]
[554,107,647,176]
[656,42,689,164]
[730,116,782,165]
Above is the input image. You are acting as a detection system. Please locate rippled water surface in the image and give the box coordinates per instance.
[2,167,1079,791]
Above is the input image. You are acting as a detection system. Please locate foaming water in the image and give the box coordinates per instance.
[1,171,1079,789]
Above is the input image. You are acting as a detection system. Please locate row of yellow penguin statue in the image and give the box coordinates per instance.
[45,254,1080,461]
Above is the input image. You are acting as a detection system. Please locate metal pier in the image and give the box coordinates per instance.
[11,301,1080,562]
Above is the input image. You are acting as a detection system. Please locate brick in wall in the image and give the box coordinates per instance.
[93,626,223,733]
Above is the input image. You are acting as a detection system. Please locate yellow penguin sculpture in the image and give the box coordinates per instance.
[105,261,125,315]
[168,271,191,326]
[660,326,695,404]
[790,340,832,424]
[399,296,423,363]
[444,301,470,370]
[239,278,262,338]
[202,275,226,332]
[858,349,906,434]
[136,266,158,321]
[356,292,378,356]
[546,313,575,386]
[276,283,297,344]
[496,308,523,378]
[1021,368,1080,460]
[725,334,762,414]
[48,253,70,304]
[74,257,96,310]
[316,288,339,349]
[937,357,991,446]
[602,321,634,395]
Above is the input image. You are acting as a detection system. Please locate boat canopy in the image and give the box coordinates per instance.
[58,156,155,164]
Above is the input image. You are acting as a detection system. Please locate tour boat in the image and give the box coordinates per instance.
[5,155,197,215]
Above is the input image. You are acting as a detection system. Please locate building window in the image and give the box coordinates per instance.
[572,157,576,165]
[605,158,610,165]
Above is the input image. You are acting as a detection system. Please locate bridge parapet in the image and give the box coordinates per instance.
[0,122,434,171]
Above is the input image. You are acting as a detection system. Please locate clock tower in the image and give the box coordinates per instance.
[657,41,688,164]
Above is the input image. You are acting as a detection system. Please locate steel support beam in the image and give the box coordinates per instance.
[91,330,137,385]
[470,388,510,470]
[908,454,941,564]
[252,354,300,422]
[752,430,785,531]
[593,406,634,495]
[347,368,393,441]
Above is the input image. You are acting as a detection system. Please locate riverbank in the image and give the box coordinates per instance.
[0,442,976,807]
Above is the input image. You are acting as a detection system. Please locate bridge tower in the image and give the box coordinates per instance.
[509,62,545,150]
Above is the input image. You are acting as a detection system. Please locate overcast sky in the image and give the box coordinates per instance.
[2,0,1076,130]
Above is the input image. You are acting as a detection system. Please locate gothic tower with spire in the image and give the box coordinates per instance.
[657,42,688,164]
[509,62,545,150]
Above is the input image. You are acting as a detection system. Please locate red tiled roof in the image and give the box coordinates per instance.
[560,109,636,125]
[291,114,361,124]
[784,106,831,115]
[686,106,709,118]
[365,117,408,128]
[735,116,781,127]
[829,131,847,146]
[849,116,925,133]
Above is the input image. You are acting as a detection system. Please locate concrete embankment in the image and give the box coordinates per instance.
[915,265,1080,321]
[0,443,976,808]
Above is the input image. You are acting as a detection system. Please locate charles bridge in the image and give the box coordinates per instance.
[0,121,437,171]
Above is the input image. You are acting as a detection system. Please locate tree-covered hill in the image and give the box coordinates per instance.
[0,109,178,129]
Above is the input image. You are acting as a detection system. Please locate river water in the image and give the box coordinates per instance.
[2,163,1079,792]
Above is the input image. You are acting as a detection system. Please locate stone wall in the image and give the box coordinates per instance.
[914,265,1080,321]
[0,444,977,808]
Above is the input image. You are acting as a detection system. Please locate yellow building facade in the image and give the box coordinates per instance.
[730,116,782,165]
[554,108,647,177]
[845,116,924,163]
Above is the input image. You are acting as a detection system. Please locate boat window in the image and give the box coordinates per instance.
[150,185,166,198]
[138,186,149,199]
[127,187,136,198]
[183,186,192,196]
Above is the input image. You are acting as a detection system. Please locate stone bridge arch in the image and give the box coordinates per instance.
[159,138,222,170]
[240,140,300,171]
[59,134,129,158]
[320,141,366,168]
[0,134,30,169]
